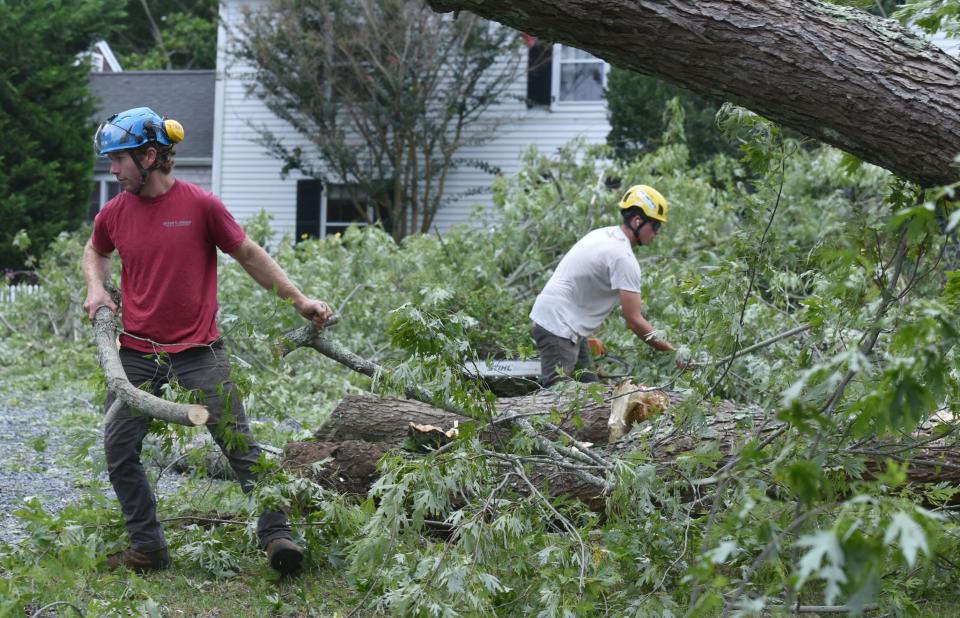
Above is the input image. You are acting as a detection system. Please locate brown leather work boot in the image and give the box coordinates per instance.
[265,538,304,574]
[106,546,171,572]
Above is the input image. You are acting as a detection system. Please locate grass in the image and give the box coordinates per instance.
[15,554,359,617]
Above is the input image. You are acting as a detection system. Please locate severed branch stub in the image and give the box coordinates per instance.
[94,306,208,427]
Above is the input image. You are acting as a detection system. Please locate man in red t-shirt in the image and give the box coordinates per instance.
[82,107,330,575]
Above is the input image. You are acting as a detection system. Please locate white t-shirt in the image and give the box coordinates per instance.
[530,226,642,341]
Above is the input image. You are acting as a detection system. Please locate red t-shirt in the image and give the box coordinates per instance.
[91,180,246,353]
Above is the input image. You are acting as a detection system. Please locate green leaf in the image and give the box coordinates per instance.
[943,271,960,310]
[874,459,908,487]
[777,460,824,503]
[838,151,863,176]
[704,540,739,565]
[478,572,508,594]
[795,530,847,605]
[883,512,929,567]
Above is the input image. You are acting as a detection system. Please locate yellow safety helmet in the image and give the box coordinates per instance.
[618,184,669,223]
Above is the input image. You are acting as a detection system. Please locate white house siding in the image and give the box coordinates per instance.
[214,0,610,237]
[214,0,317,234]
[431,105,610,231]
[172,164,212,189]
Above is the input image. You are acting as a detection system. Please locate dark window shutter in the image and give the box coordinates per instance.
[296,179,323,241]
[527,43,552,107]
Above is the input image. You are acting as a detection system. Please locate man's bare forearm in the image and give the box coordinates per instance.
[620,290,675,352]
[228,237,332,327]
[82,240,118,319]
[229,238,305,303]
[626,316,675,352]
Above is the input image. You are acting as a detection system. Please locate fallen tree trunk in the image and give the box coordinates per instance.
[314,389,642,445]
[283,388,960,511]
[282,437,611,509]
[94,306,208,427]
[283,439,393,496]
[314,395,472,443]
[279,324,960,510]
[283,323,615,492]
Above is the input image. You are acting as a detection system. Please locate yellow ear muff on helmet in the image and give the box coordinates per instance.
[163,119,185,144]
[618,184,669,223]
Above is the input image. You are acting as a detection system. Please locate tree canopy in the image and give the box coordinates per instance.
[606,69,737,164]
[109,0,218,70]
[238,0,521,240]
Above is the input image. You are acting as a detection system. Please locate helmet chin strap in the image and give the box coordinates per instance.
[132,161,149,195]
[130,151,164,195]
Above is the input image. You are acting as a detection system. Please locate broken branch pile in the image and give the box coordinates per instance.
[279,326,960,511]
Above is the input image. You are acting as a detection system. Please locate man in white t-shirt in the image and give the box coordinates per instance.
[530,184,676,386]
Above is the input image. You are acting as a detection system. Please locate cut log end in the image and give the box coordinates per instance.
[188,406,210,426]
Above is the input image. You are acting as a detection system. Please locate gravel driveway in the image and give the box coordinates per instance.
[0,394,187,545]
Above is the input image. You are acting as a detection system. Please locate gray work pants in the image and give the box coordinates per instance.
[103,341,291,552]
[531,322,599,387]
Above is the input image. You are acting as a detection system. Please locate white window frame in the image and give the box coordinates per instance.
[550,44,609,110]
[89,175,123,220]
[321,185,373,238]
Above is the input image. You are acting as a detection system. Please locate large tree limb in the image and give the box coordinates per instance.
[427,0,960,187]
[93,306,208,427]
[282,389,960,511]
[316,390,621,445]
[278,322,457,412]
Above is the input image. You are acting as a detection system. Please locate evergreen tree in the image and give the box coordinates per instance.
[0,0,123,270]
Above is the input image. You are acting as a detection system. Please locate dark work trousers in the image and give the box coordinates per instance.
[103,341,291,552]
[531,322,599,387]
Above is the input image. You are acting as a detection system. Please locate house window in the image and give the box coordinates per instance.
[87,178,122,222]
[551,44,607,104]
[324,184,372,238]
[296,179,323,240]
[297,182,393,240]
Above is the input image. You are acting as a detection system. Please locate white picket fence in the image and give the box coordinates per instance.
[0,284,40,303]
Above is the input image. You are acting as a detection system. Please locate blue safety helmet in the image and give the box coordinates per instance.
[93,107,184,156]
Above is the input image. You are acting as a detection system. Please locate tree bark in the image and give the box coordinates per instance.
[427,0,960,187]
[94,307,208,427]
[314,390,631,445]
[283,436,612,509]
[283,389,960,511]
